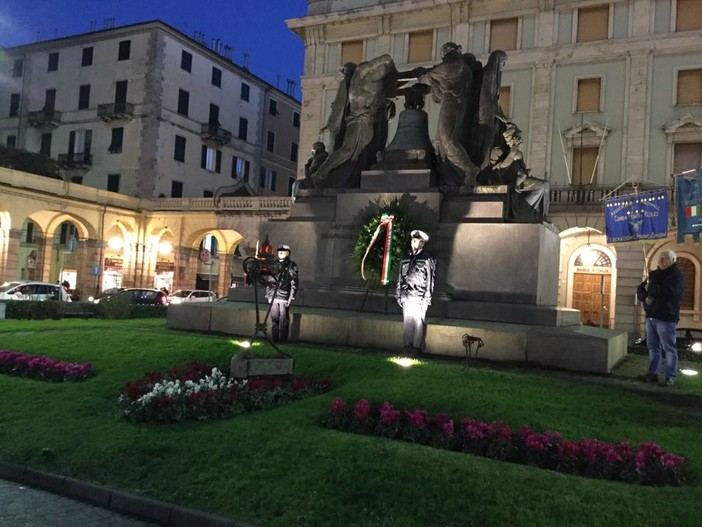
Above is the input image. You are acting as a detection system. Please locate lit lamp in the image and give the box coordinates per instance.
[158,242,173,255]
[108,237,123,251]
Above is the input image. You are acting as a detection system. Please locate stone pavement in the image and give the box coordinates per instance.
[0,463,248,527]
[0,477,158,526]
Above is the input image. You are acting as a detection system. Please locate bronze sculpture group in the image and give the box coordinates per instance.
[300,43,547,215]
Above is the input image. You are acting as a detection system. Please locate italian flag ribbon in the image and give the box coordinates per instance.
[361,214,394,285]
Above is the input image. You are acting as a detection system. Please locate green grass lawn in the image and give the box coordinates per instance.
[1,319,701,526]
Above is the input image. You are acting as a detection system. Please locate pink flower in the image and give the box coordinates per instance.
[406,409,428,429]
[379,401,400,424]
[330,397,348,415]
[441,420,454,436]
[661,453,684,470]
[559,440,580,457]
[354,399,371,421]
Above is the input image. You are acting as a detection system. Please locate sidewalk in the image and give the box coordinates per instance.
[0,463,250,527]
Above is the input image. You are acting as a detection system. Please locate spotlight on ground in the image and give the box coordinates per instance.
[231,340,252,349]
[691,343,702,353]
[389,356,421,368]
[681,369,698,376]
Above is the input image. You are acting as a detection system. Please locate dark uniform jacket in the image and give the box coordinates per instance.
[636,263,684,322]
[396,249,436,303]
[265,259,299,302]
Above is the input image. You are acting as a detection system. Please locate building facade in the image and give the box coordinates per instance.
[0,20,300,200]
[287,0,702,332]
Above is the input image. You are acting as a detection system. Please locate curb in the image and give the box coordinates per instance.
[0,462,253,527]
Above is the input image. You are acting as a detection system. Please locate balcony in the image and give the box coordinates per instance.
[58,152,92,168]
[97,102,134,121]
[27,109,61,127]
[201,123,232,145]
[548,184,666,212]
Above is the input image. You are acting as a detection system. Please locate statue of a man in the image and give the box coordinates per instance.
[415,42,479,192]
[307,54,398,189]
[304,142,329,179]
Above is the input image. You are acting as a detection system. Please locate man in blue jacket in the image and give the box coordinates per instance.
[637,250,685,386]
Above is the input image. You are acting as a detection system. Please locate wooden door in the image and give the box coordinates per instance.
[572,273,611,327]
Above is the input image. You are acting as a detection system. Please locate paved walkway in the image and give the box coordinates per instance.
[0,477,159,526]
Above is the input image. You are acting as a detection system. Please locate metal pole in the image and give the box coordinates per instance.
[599,274,605,328]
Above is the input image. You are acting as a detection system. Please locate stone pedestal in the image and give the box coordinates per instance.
[230,173,573,326]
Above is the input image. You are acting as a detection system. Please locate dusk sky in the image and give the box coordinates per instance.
[0,0,309,97]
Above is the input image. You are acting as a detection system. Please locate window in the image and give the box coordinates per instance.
[9,93,20,117]
[60,221,76,245]
[269,99,278,116]
[259,167,276,190]
[677,69,702,105]
[288,177,295,196]
[107,174,121,192]
[209,104,220,125]
[115,80,128,104]
[577,5,609,42]
[171,180,183,198]
[266,131,275,152]
[232,156,250,179]
[25,221,34,243]
[677,257,695,310]
[341,40,363,65]
[118,40,131,61]
[82,47,93,66]
[293,111,300,128]
[674,142,702,174]
[203,189,214,197]
[6,135,16,148]
[44,89,56,111]
[577,78,602,112]
[174,135,186,162]
[68,130,92,161]
[496,86,511,117]
[12,58,23,77]
[490,18,518,51]
[78,84,91,110]
[239,117,248,141]
[571,146,599,186]
[211,67,222,87]
[181,50,192,72]
[290,142,298,162]
[109,127,124,153]
[40,133,52,157]
[241,82,250,101]
[201,146,221,172]
[270,170,277,192]
[177,89,190,116]
[676,0,702,32]
[259,167,267,188]
[48,52,59,71]
[408,30,433,63]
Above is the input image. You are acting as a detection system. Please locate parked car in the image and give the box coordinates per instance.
[633,328,702,353]
[95,288,167,306]
[0,281,71,302]
[167,289,218,304]
[88,287,125,304]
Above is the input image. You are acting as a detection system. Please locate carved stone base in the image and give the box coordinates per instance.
[230,353,295,379]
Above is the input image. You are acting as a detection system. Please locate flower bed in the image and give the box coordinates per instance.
[118,361,332,423]
[323,398,686,486]
[0,349,93,382]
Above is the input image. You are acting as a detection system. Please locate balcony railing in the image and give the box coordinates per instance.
[27,109,61,127]
[97,102,134,121]
[548,184,668,211]
[58,152,92,167]
[201,123,232,145]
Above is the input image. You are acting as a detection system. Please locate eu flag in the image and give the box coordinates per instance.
[676,167,702,243]
[604,189,668,243]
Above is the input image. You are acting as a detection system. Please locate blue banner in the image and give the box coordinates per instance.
[676,167,702,243]
[604,189,668,243]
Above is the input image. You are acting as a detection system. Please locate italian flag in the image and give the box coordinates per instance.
[686,204,701,217]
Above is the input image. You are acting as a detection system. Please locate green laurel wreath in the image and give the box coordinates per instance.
[352,198,415,286]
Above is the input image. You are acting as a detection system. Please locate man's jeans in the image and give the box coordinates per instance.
[646,317,678,380]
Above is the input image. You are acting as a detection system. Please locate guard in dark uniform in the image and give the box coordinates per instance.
[395,230,436,355]
[265,244,298,344]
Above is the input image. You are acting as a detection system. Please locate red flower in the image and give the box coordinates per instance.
[330,397,348,415]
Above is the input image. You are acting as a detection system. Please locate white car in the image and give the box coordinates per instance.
[0,281,71,302]
[167,289,217,304]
